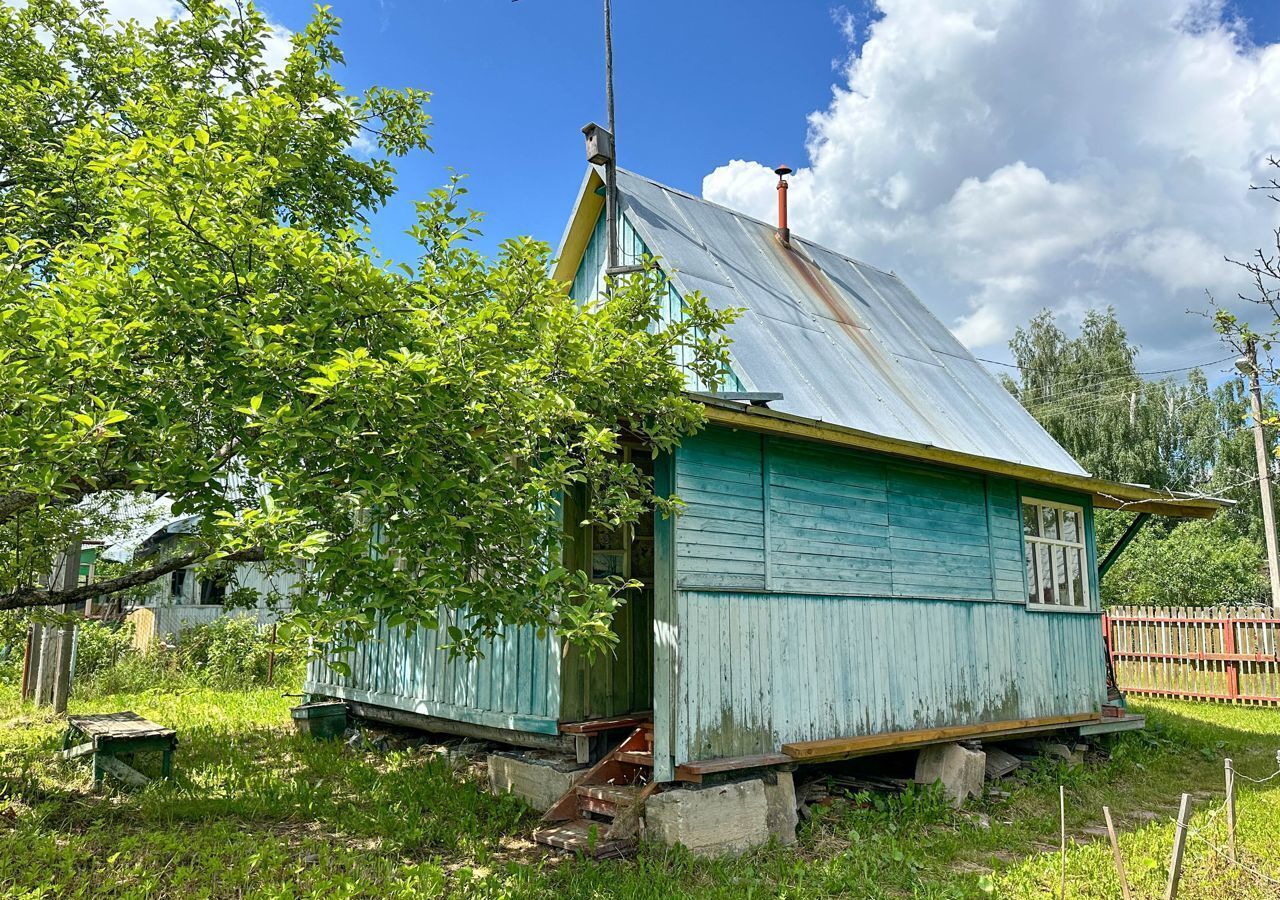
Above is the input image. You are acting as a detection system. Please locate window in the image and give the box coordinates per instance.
[1022,499,1090,609]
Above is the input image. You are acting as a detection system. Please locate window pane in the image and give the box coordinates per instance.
[1062,510,1080,544]
[1054,546,1070,605]
[1026,548,1038,604]
[1037,543,1054,604]
[1070,548,1086,607]
[1023,503,1040,537]
[1041,506,1060,540]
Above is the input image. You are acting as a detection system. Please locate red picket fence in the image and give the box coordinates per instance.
[1103,606,1280,705]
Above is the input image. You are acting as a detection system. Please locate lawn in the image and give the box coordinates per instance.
[0,683,1277,899]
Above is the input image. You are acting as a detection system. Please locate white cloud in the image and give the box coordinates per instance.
[104,0,293,73]
[703,0,1280,365]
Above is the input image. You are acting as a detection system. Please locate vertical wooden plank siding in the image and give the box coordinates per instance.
[304,614,563,735]
[669,425,1107,764]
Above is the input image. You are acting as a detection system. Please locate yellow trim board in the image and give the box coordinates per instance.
[782,712,1100,762]
[701,401,1230,519]
[551,167,606,285]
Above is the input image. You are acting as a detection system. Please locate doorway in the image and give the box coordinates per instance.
[558,442,655,722]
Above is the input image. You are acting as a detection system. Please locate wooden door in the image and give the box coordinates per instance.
[559,445,655,722]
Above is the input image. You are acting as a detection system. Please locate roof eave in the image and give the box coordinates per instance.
[551,166,606,284]
[697,397,1231,519]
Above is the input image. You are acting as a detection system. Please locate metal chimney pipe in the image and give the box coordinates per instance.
[775,165,793,244]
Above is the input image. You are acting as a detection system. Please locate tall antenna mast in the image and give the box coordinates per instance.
[602,0,619,269]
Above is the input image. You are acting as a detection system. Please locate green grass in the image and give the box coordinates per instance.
[0,686,1277,898]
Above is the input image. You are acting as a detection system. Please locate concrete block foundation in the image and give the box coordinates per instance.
[643,779,773,857]
[487,752,588,812]
[915,742,986,808]
[762,770,798,846]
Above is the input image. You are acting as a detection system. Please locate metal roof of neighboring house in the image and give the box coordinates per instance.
[554,168,1232,519]
[136,514,201,557]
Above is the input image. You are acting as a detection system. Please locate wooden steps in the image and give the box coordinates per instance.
[533,820,632,859]
[534,723,657,857]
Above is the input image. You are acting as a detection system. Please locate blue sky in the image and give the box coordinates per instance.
[182,0,1280,366]
[257,0,861,262]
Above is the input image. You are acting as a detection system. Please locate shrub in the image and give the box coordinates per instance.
[168,616,306,689]
[1101,516,1269,608]
[67,616,306,696]
[73,619,138,680]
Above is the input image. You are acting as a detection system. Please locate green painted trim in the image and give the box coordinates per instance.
[304,682,562,735]
[761,435,773,592]
[652,450,677,783]
[1098,512,1152,579]
[983,476,1000,598]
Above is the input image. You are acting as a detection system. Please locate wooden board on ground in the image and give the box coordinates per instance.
[782,713,1099,762]
[675,753,792,783]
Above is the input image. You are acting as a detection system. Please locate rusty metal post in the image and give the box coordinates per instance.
[267,623,278,687]
[19,624,35,701]
[774,165,793,244]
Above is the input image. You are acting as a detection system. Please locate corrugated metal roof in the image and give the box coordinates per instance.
[613,168,1088,477]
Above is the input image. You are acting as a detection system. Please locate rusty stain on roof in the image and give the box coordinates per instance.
[612,168,1088,477]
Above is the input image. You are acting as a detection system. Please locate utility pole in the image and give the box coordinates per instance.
[1239,340,1280,612]
[602,0,619,270]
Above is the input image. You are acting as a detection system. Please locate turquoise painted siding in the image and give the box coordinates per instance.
[305,609,562,735]
[673,590,1106,762]
[674,427,1061,602]
[569,209,746,393]
[666,424,1107,764]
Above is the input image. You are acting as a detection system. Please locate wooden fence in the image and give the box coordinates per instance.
[1103,606,1280,705]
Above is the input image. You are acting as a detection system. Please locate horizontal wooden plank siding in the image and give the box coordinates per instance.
[674,425,1069,602]
[675,429,766,590]
[673,589,1106,763]
[305,611,563,735]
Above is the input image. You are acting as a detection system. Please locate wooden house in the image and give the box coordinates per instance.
[125,514,298,649]
[304,166,1225,789]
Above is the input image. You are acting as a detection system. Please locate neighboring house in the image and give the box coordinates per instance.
[126,514,298,648]
[305,165,1226,785]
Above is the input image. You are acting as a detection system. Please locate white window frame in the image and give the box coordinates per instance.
[1021,497,1093,611]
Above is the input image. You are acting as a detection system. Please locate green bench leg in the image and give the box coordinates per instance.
[92,753,104,787]
[161,748,173,779]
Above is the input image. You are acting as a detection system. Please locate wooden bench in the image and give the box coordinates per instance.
[60,712,177,787]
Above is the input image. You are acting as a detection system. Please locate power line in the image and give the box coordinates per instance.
[977,354,1237,378]
[1018,371,1215,418]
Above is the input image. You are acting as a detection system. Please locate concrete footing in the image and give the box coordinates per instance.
[914,742,986,808]
[762,770,798,846]
[643,774,797,856]
[487,752,588,812]
[644,780,769,857]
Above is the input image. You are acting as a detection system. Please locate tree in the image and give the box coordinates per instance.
[1003,307,1276,607]
[0,0,735,656]
[1101,516,1267,608]
[1003,307,1213,489]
